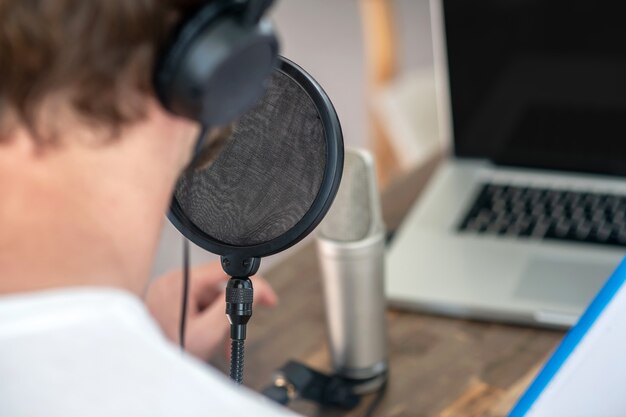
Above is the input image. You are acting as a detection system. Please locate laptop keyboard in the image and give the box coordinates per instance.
[458,183,626,247]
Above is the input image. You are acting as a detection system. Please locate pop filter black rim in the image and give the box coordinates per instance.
[168,56,344,260]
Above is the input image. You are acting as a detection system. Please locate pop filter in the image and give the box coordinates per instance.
[168,56,344,384]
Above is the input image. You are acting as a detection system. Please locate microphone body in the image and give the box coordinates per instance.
[316,148,388,393]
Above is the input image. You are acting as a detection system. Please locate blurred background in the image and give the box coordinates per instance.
[152,0,440,277]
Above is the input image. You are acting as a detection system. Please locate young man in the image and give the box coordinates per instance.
[0,1,293,415]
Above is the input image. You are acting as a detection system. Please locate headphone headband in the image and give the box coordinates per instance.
[241,0,276,25]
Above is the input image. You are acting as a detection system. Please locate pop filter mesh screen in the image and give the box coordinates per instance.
[174,70,327,246]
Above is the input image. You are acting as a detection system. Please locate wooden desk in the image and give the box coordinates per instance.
[221,157,565,417]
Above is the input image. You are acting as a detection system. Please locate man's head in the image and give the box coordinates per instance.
[0,0,231,294]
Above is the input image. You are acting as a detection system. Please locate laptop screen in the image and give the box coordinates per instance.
[443,0,626,176]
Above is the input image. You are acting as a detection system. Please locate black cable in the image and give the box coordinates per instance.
[230,339,245,384]
[362,379,388,417]
[179,127,200,352]
[179,238,190,350]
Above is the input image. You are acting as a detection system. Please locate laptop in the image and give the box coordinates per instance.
[386,0,626,328]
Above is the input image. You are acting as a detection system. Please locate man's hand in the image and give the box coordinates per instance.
[145,262,278,361]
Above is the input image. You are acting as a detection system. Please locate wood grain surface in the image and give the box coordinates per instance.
[214,156,565,416]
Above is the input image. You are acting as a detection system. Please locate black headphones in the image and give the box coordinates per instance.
[154,0,279,127]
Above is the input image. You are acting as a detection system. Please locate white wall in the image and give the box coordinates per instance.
[270,0,434,149]
[270,1,368,149]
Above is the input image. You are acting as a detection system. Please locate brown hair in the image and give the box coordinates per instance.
[0,0,201,144]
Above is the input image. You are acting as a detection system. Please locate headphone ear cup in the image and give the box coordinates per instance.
[154,6,279,126]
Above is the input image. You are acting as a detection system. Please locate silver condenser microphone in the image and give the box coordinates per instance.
[316,148,388,393]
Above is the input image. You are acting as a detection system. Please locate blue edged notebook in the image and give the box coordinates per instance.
[509,257,626,417]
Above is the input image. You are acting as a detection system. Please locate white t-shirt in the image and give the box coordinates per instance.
[0,288,296,417]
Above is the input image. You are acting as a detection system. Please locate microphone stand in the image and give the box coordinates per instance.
[219,253,388,417]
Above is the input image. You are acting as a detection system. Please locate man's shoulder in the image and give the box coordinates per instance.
[0,288,294,417]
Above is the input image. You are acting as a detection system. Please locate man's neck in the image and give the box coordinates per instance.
[0,115,193,295]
